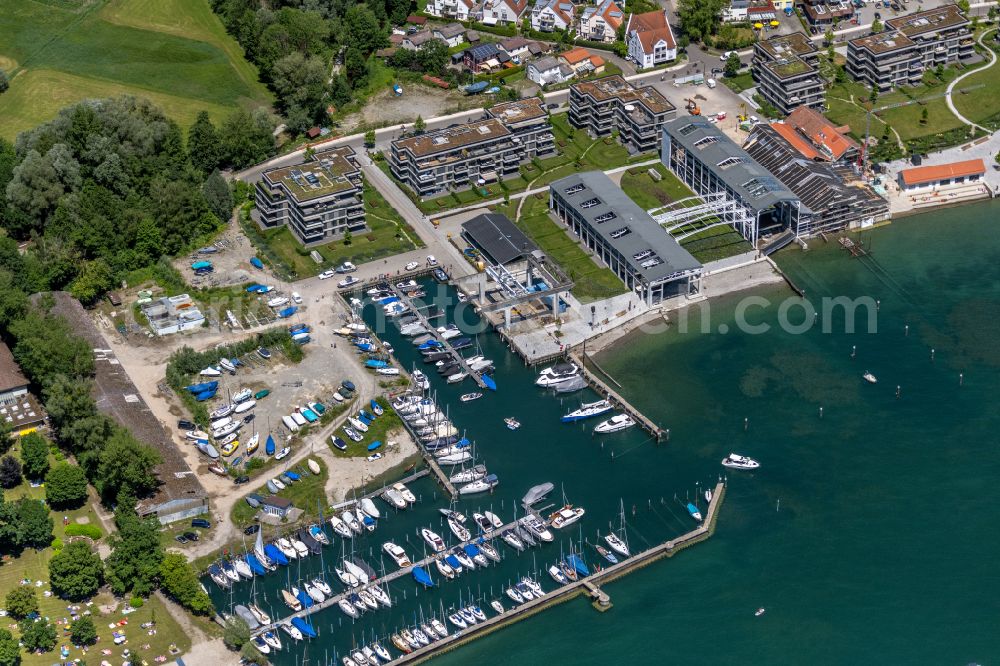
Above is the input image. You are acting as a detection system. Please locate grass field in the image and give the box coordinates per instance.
[0,0,271,139]
[0,442,191,665]
[231,457,329,527]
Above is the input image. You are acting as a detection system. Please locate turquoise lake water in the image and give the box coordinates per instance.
[209,200,1000,664]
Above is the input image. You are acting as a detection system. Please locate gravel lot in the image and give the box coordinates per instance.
[339,86,485,134]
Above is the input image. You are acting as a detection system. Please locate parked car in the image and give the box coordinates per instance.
[234,475,250,485]
[405,261,419,271]
[710,67,723,75]
[720,50,736,61]
[426,255,438,266]
[874,11,881,18]
[182,531,199,541]
[338,275,359,288]
[175,534,189,544]
[291,291,302,304]
[191,518,211,529]
[244,524,261,535]
[319,269,336,280]
[177,419,195,430]
[547,103,559,109]
[336,261,357,273]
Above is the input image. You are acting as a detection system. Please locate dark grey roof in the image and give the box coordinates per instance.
[551,172,702,283]
[664,116,799,213]
[462,213,538,264]
[744,125,887,218]
[468,42,502,61]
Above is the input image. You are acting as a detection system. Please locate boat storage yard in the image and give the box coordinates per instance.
[203,275,737,665]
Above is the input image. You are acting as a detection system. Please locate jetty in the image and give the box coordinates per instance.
[568,351,664,441]
[388,481,726,664]
[389,283,487,390]
[329,468,430,511]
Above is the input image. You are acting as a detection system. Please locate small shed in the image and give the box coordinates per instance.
[261,496,293,518]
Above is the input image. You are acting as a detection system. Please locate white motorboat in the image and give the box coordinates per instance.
[459,473,499,495]
[335,567,359,588]
[233,558,253,579]
[863,371,877,384]
[450,464,487,484]
[344,559,369,585]
[721,453,760,470]
[360,498,380,519]
[357,589,378,611]
[232,388,253,403]
[312,578,332,596]
[594,414,635,434]
[271,477,286,491]
[505,586,524,604]
[522,515,554,542]
[502,531,524,551]
[430,618,449,638]
[469,605,487,623]
[304,581,326,603]
[479,540,501,562]
[262,630,282,651]
[473,512,493,532]
[548,505,585,529]
[291,539,309,558]
[376,367,400,376]
[448,613,467,629]
[338,598,359,618]
[705,488,713,503]
[382,542,412,568]
[446,371,467,383]
[200,366,222,377]
[281,589,301,611]
[233,399,256,414]
[412,370,430,390]
[348,417,369,433]
[535,362,580,387]
[329,514,352,539]
[393,483,417,503]
[210,403,234,420]
[447,516,470,541]
[184,429,209,441]
[453,549,475,571]
[342,510,362,533]
[267,296,289,308]
[435,557,455,579]
[422,528,446,552]
[561,399,612,422]
[605,532,630,558]
[215,432,238,446]
[280,621,303,641]
[382,488,407,509]
[332,391,345,402]
[276,538,297,559]
[484,511,504,528]
[369,585,392,608]
[212,420,241,439]
[491,600,505,615]
[548,564,568,584]
[460,392,483,402]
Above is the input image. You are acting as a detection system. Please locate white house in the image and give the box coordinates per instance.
[625,10,677,69]
[577,0,624,43]
[432,23,467,48]
[429,0,476,20]
[527,56,575,85]
[531,0,575,32]
[480,0,528,24]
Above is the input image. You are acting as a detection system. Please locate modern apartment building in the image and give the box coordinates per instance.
[846,4,974,92]
[390,98,554,197]
[752,32,824,115]
[254,146,366,246]
[568,75,676,154]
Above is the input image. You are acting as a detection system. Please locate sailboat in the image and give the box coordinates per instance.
[265,434,275,457]
[605,500,631,558]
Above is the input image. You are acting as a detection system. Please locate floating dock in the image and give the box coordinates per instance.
[387,393,458,498]
[389,284,487,390]
[568,351,664,441]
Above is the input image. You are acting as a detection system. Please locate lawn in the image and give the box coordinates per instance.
[328,397,404,458]
[0,443,191,665]
[951,39,1000,130]
[620,164,752,263]
[248,184,424,278]
[502,195,626,302]
[231,456,329,527]
[722,72,755,93]
[0,0,271,139]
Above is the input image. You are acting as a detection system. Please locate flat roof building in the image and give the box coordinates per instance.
[254,146,365,246]
[0,344,46,436]
[569,75,676,154]
[390,98,554,197]
[139,294,205,336]
[744,125,889,235]
[0,342,29,404]
[461,213,539,265]
[752,32,824,115]
[662,117,802,245]
[549,171,702,304]
[847,5,974,92]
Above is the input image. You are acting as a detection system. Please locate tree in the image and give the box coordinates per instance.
[343,228,352,245]
[219,108,275,170]
[70,616,97,646]
[676,0,727,43]
[329,75,352,109]
[921,106,929,124]
[18,433,48,481]
[414,115,426,133]
[344,47,369,90]
[989,5,998,23]
[0,456,20,488]
[4,587,38,620]
[187,111,222,175]
[159,553,214,615]
[18,618,56,653]
[270,52,328,130]
[44,463,88,509]
[724,52,741,78]
[42,375,96,438]
[345,4,386,56]
[0,628,19,666]
[364,130,376,148]
[871,18,884,33]
[11,312,95,387]
[16,499,52,548]
[0,70,8,94]
[241,642,268,665]
[824,28,834,46]
[956,0,970,12]
[48,541,103,599]
[4,144,82,225]
[203,170,233,223]
[106,507,163,597]
[223,617,251,650]
[68,258,114,305]
[417,39,449,74]
[94,429,161,503]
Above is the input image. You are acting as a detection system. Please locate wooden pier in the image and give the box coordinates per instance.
[389,284,487,390]
[390,481,726,664]
[568,351,664,441]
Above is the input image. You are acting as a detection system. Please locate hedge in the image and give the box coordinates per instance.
[65,523,103,540]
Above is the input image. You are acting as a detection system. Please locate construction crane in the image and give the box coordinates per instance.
[861,84,985,177]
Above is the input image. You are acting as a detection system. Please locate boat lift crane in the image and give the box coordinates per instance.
[861,84,984,178]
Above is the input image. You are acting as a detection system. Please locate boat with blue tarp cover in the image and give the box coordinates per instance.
[290,617,317,638]
[264,544,288,566]
[412,566,435,587]
[567,553,589,577]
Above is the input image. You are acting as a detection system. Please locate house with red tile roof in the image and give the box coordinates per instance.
[625,10,677,69]
[531,0,575,32]
[578,0,624,43]
[897,159,985,192]
[783,107,860,164]
[559,47,605,75]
